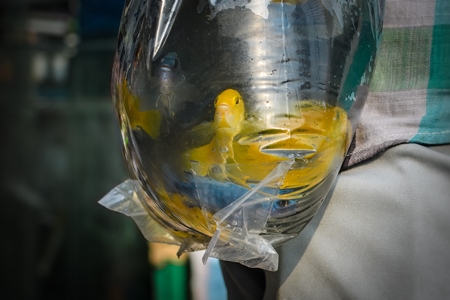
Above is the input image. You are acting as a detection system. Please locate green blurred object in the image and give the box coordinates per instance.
[154,263,188,300]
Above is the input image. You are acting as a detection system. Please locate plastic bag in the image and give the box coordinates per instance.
[100,0,384,271]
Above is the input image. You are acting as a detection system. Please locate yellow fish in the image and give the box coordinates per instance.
[213,89,245,159]
[118,79,162,140]
[185,93,349,194]
[153,188,215,237]
[184,89,245,176]
[232,101,349,191]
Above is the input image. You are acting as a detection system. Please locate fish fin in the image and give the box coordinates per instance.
[139,110,162,139]
[160,164,178,192]
[185,122,215,148]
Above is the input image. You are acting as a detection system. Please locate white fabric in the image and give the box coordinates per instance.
[264,144,450,300]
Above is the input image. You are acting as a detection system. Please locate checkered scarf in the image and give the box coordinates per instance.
[344,0,450,168]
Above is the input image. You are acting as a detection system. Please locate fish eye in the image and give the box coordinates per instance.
[235,98,240,105]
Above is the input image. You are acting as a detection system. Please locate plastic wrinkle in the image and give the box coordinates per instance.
[202,159,294,271]
[152,0,184,59]
[99,180,179,245]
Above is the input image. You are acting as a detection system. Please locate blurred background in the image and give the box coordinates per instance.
[0,0,226,299]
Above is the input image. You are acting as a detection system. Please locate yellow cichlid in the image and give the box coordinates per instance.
[153,188,215,237]
[232,102,350,192]
[213,89,245,158]
[184,89,245,176]
[118,79,162,140]
[184,89,350,193]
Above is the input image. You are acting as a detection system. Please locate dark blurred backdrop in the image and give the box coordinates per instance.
[0,0,154,299]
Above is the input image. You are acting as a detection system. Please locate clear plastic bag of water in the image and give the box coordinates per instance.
[100,0,384,270]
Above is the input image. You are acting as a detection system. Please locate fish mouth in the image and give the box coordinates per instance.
[216,104,231,110]
[215,105,234,128]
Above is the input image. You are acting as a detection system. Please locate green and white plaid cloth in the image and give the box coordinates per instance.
[345,0,450,167]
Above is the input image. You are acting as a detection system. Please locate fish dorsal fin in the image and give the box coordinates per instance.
[185,122,216,148]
